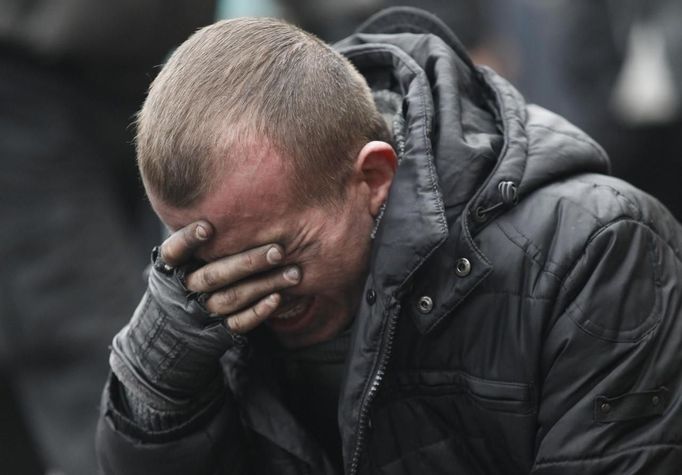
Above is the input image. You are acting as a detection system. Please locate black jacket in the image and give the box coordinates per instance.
[97,8,682,474]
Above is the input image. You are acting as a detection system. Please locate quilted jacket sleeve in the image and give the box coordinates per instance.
[96,373,246,475]
[531,219,682,473]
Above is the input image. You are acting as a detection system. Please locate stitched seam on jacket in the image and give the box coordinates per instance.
[533,442,682,467]
[555,218,669,342]
[569,179,682,262]
[569,224,662,342]
[573,179,642,218]
[412,37,448,237]
[473,290,553,300]
[494,221,564,282]
[526,123,609,167]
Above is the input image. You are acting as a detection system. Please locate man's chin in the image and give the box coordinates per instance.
[267,298,350,349]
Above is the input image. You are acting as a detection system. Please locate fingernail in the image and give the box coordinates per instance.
[268,293,280,304]
[195,225,208,240]
[284,266,300,282]
[266,246,283,264]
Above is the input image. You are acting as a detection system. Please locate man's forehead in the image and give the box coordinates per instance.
[152,180,297,259]
[158,143,290,215]
[156,203,291,261]
[198,217,288,261]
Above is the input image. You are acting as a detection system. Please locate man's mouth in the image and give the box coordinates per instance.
[267,296,315,333]
[273,299,309,319]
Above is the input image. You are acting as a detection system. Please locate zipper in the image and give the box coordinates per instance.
[349,302,401,475]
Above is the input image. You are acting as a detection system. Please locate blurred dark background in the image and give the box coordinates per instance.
[0,2,217,473]
[1,0,680,473]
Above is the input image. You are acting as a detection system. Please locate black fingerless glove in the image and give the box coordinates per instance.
[109,247,245,430]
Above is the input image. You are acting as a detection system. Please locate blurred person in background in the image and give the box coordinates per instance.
[504,0,682,219]
[277,0,507,72]
[0,1,215,473]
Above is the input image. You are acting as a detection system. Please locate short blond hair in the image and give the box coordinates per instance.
[137,17,390,208]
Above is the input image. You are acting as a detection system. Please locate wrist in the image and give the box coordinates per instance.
[110,251,242,401]
[117,371,225,432]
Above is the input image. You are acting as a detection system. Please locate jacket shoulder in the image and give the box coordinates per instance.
[494,173,681,266]
[477,173,682,308]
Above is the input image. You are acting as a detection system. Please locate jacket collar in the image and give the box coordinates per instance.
[341,43,450,298]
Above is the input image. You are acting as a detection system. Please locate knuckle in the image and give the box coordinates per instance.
[227,298,274,334]
[250,305,264,321]
[258,297,277,315]
[220,287,240,309]
[228,315,245,333]
[240,251,257,271]
[200,268,219,289]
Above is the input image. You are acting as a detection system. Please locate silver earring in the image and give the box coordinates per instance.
[370,203,387,240]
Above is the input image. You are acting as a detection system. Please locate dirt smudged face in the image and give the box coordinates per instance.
[148,144,378,348]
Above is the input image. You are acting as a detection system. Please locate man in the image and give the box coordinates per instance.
[97,7,682,474]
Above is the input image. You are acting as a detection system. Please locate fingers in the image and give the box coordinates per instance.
[203,265,301,315]
[160,220,213,266]
[186,243,302,335]
[185,243,286,293]
[225,293,281,334]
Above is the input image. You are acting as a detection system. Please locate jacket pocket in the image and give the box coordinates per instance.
[393,369,535,414]
[366,370,536,474]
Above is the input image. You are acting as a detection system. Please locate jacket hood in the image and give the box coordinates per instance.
[334,6,611,307]
[337,7,610,232]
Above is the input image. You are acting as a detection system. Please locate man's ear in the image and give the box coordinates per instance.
[354,141,397,216]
